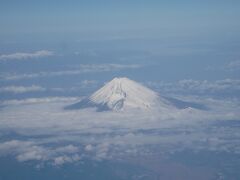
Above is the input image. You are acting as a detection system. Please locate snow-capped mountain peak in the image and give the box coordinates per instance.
[89,77,167,111]
[65,77,176,112]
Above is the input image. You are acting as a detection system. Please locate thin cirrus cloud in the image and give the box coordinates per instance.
[1,64,142,81]
[1,97,79,106]
[227,60,240,71]
[176,79,240,94]
[146,79,240,95]
[0,85,46,94]
[205,60,240,72]
[0,50,54,61]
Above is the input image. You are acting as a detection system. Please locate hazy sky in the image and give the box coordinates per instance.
[0,0,239,99]
[1,0,240,41]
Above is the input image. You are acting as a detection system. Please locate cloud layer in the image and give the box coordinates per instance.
[0,96,239,166]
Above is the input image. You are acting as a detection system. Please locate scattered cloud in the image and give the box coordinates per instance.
[1,64,142,81]
[0,85,46,94]
[0,80,98,95]
[146,79,240,96]
[227,60,240,71]
[16,145,49,162]
[0,50,54,61]
[55,145,79,154]
[0,140,81,165]
[205,60,240,72]
[85,144,93,151]
[178,79,240,93]
[53,154,81,166]
[1,96,78,106]
[76,64,142,72]
[80,80,98,87]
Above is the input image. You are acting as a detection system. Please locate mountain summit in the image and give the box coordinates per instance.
[66,77,175,111]
[90,77,160,111]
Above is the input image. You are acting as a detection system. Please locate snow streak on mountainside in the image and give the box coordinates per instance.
[66,77,176,111]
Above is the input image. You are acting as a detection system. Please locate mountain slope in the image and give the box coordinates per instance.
[66,77,175,111]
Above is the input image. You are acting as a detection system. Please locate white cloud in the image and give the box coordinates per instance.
[1,64,141,81]
[53,154,81,166]
[180,79,239,89]
[76,64,141,73]
[95,142,110,160]
[0,50,54,61]
[0,140,33,155]
[0,140,49,162]
[79,80,98,88]
[55,145,79,154]
[16,146,48,162]
[0,85,46,94]
[205,60,240,72]
[1,96,79,106]
[227,60,240,71]
[0,95,239,166]
[0,140,81,165]
[146,79,240,95]
[178,79,240,93]
[85,144,93,151]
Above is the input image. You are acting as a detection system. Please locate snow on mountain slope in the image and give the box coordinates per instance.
[92,78,159,110]
[66,77,176,112]
[90,77,159,111]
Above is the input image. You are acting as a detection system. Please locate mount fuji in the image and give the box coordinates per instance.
[65,77,177,112]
